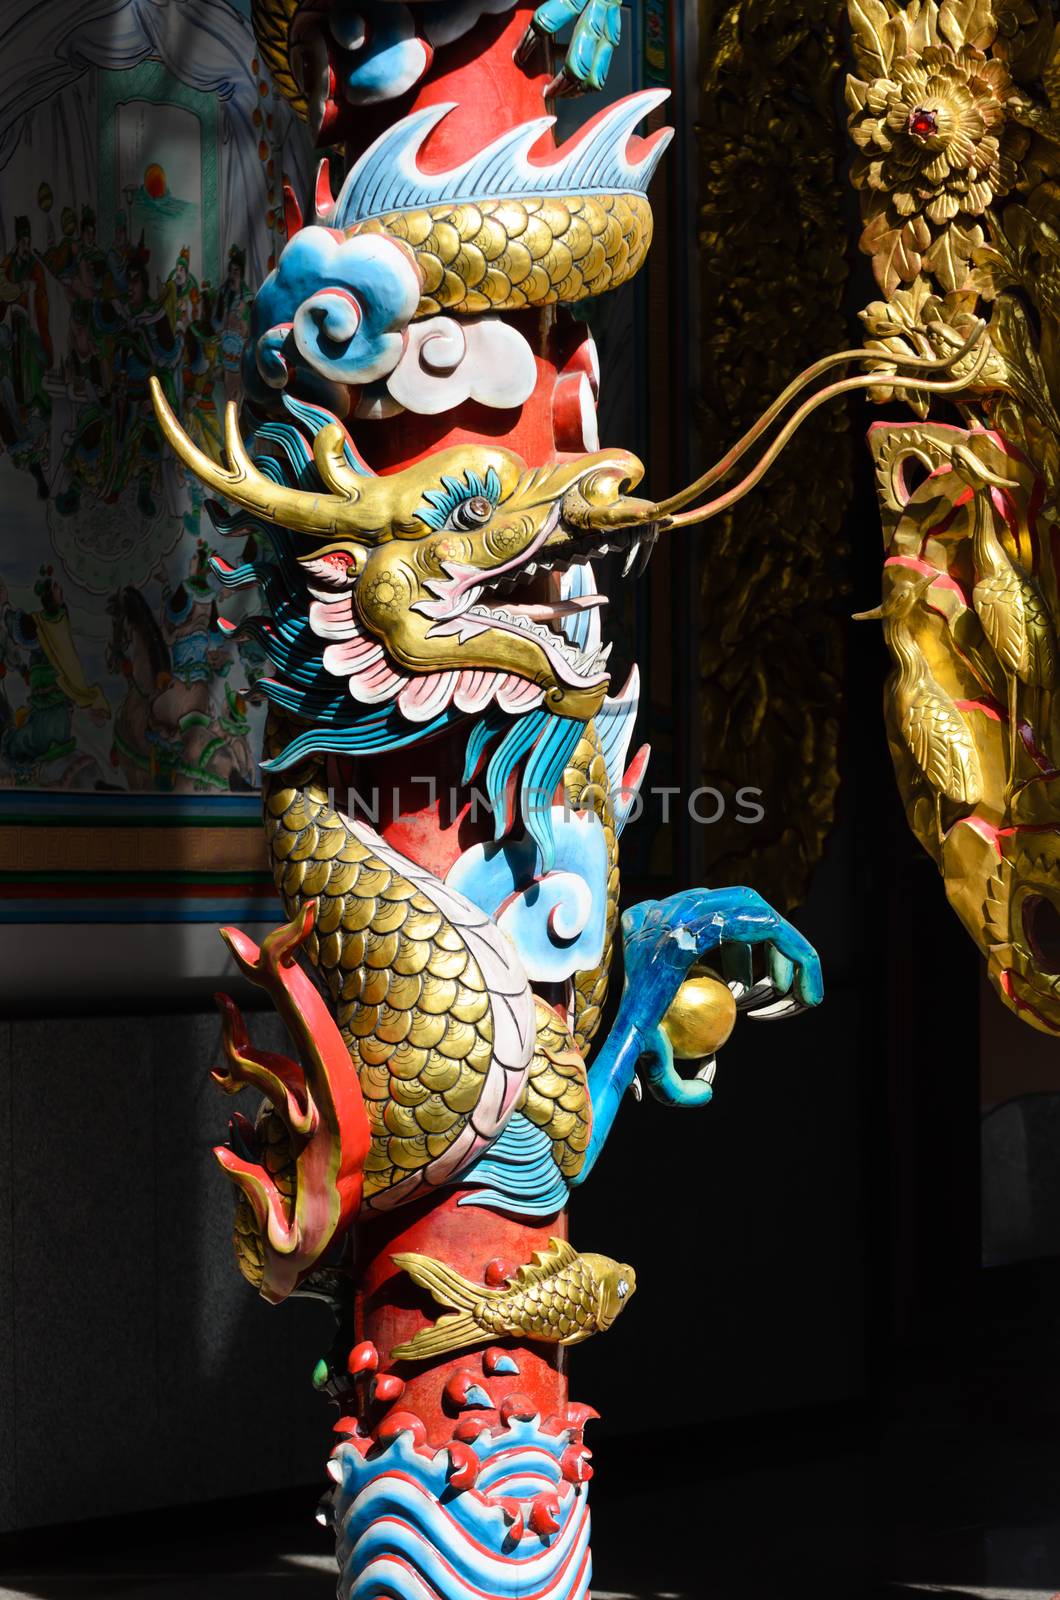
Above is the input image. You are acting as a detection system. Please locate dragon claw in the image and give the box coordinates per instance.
[747,995,808,1022]
[516,0,621,93]
[513,22,543,67]
[734,976,777,1010]
[579,888,823,1172]
[767,945,795,995]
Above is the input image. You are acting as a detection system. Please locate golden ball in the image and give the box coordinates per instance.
[660,972,737,1059]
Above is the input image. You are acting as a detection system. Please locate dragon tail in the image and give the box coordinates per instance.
[390,1250,499,1362]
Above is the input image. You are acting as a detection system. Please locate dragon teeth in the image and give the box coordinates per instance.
[467,596,611,680]
[635,528,658,577]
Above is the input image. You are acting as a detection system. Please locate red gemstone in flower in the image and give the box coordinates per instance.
[908,107,939,139]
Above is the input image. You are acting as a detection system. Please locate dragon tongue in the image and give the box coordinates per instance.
[503,596,606,621]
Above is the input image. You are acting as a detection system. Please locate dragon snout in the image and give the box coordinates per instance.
[561,478,661,539]
[562,485,663,532]
[557,450,657,534]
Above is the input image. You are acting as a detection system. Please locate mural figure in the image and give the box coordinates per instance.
[106,583,173,790]
[105,211,132,298]
[0,215,52,499]
[0,566,108,784]
[105,543,256,793]
[42,206,80,287]
[163,245,198,339]
[53,240,169,521]
[182,281,225,462]
[212,243,251,403]
[67,205,109,393]
[0,0,312,796]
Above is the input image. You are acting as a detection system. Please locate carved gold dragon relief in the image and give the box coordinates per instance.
[846,0,1060,1033]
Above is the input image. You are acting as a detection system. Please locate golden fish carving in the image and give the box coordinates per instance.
[390,1237,636,1362]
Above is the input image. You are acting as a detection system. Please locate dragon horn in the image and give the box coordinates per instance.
[149,376,383,539]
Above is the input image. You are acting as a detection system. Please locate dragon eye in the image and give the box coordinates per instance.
[616,1278,629,1298]
[449,495,493,531]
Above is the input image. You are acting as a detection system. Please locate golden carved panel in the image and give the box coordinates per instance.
[845,0,1060,1033]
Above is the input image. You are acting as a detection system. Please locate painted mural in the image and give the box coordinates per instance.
[0,0,311,793]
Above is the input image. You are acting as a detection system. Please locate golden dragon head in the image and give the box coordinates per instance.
[151,378,670,724]
[152,330,982,741]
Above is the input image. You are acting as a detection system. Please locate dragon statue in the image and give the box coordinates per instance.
[846,0,1060,1035]
[151,0,983,1592]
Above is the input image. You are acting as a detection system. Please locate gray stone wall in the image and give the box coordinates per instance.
[0,1011,333,1532]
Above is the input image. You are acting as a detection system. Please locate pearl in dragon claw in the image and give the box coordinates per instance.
[390,1237,636,1361]
[661,970,738,1059]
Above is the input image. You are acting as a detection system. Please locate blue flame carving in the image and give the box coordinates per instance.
[329,89,672,225]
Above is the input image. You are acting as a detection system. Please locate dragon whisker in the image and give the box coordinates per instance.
[651,318,986,517]
[660,335,992,531]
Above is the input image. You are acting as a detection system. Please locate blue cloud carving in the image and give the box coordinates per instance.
[243,226,422,404]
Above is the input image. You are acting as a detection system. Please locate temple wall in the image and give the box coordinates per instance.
[0,1010,330,1532]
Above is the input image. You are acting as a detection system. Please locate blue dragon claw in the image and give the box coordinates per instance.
[515,0,622,93]
[576,886,824,1178]
[618,887,824,1107]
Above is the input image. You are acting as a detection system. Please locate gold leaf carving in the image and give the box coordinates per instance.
[846,0,1060,1034]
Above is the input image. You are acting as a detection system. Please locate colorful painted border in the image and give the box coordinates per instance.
[0,793,269,923]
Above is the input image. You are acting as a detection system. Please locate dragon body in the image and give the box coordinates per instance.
[229,706,619,1287]
[265,725,596,1201]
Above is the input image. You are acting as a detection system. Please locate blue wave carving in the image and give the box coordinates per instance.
[327,1420,592,1600]
[457,1111,570,1217]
